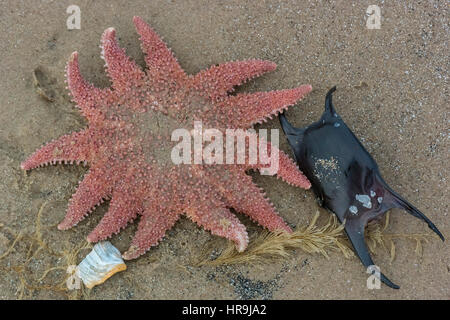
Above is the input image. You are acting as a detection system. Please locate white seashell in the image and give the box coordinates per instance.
[77,241,126,289]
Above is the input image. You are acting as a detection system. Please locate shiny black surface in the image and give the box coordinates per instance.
[280,87,444,289]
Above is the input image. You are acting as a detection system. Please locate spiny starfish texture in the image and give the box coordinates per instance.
[21,17,312,260]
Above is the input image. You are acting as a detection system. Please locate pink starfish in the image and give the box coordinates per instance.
[22,17,311,260]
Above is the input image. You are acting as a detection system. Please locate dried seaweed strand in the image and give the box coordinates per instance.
[0,202,92,299]
[197,211,436,266]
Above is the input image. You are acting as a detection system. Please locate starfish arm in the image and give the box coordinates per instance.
[87,189,142,242]
[101,27,146,92]
[57,164,115,230]
[226,131,311,189]
[246,138,311,189]
[20,129,93,170]
[220,85,312,128]
[133,16,187,89]
[66,52,110,123]
[274,149,311,188]
[191,60,276,100]
[211,169,292,233]
[184,196,249,252]
[122,207,181,260]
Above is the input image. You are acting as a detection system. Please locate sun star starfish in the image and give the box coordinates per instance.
[21,17,312,260]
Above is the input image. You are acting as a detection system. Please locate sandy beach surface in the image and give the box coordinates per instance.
[0,0,448,299]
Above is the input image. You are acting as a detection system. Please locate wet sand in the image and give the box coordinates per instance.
[0,0,448,299]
